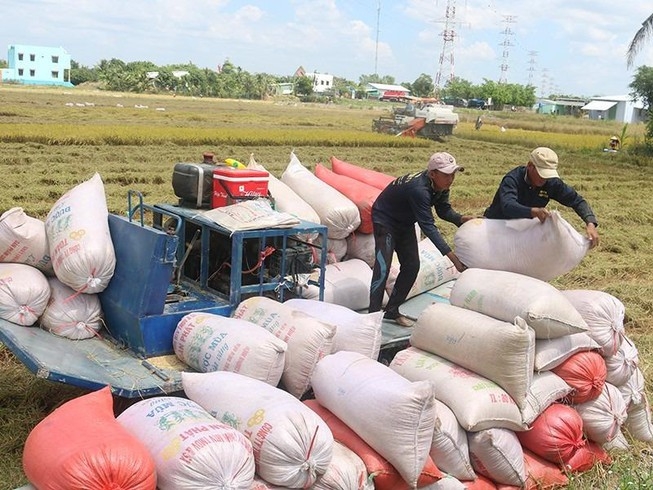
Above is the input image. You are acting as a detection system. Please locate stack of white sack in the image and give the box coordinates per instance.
[232,296,336,398]
[182,371,334,489]
[382,268,627,487]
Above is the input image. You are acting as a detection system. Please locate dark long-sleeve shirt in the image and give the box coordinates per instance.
[372,170,463,255]
[483,166,598,226]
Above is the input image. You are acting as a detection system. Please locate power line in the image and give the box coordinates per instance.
[527,50,538,87]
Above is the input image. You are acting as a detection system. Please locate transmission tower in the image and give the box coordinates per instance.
[540,68,549,98]
[434,0,457,94]
[498,15,517,83]
[527,50,538,87]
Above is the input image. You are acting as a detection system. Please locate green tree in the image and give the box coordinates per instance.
[358,74,395,85]
[628,65,653,143]
[0,59,7,69]
[411,73,434,97]
[627,14,653,68]
[333,76,357,97]
[69,60,98,85]
[294,76,314,96]
[441,77,475,100]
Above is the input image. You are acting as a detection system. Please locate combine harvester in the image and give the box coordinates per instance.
[372,96,459,140]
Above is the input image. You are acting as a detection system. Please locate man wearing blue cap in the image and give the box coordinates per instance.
[369,152,472,327]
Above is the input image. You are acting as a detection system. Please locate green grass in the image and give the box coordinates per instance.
[1,85,653,489]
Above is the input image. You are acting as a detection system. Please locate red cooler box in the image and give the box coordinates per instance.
[212,167,270,208]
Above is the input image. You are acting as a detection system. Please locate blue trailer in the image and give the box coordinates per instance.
[0,193,451,398]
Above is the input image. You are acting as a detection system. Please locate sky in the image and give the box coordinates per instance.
[2,0,652,98]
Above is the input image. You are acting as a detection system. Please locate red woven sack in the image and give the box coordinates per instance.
[552,351,607,404]
[517,403,585,466]
[330,156,395,190]
[315,163,382,233]
[563,440,612,473]
[23,386,156,490]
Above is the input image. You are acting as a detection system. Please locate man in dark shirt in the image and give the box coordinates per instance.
[369,152,471,327]
[484,147,599,247]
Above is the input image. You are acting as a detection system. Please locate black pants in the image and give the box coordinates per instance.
[369,222,420,318]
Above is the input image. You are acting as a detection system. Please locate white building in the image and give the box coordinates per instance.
[306,72,334,93]
[581,95,647,123]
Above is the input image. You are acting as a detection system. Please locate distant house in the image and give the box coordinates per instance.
[366,83,411,100]
[306,72,334,93]
[272,82,294,96]
[581,95,647,123]
[535,98,587,116]
[0,44,73,87]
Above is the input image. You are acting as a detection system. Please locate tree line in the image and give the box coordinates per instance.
[63,58,538,108]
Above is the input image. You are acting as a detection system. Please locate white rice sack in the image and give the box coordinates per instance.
[345,231,375,268]
[117,396,255,490]
[534,332,601,371]
[450,268,588,339]
[573,382,628,444]
[297,259,378,311]
[232,296,335,398]
[248,155,322,233]
[453,212,589,282]
[410,302,535,409]
[172,312,287,385]
[386,238,460,300]
[560,289,625,357]
[313,235,348,263]
[390,347,526,432]
[619,367,653,442]
[430,398,476,481]
[624,396,653,442]
[280,152,360,239]
[521,371,573,426]
[0,207,53,275]
[604,335,639,387]
[182,371,333,488]
[39,276,102,339]
[0,263,50,326]
[603,429,630,451]
[619,366,647,407]
[250,477,286,489]
[311,351,436,488]
[284,298,382,360]
[45,173,116,293]
[312,440,373,490]
[421,476,467,489]
[468,428,526,487]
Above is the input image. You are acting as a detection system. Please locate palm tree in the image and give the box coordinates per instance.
[627,13,653,68]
